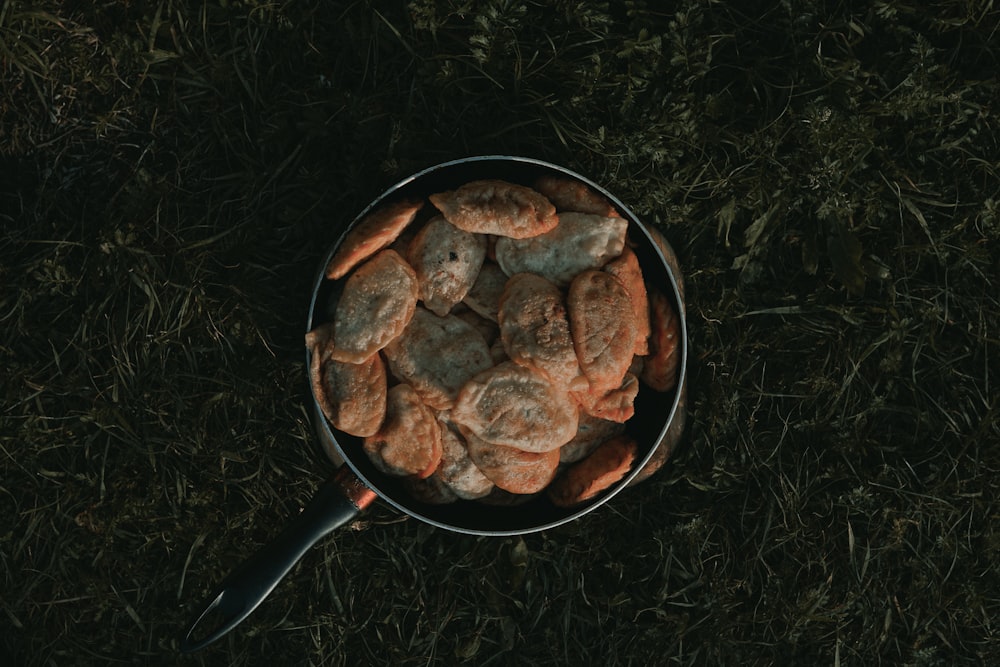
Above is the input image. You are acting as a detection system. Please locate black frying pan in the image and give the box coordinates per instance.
[179,156,688,652]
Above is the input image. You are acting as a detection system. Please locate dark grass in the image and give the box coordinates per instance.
[2,0,999,664]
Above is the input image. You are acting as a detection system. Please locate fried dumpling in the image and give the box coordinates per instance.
[639,289,681,392]
[603,245,651,356]
[495,212,627,287]
[451,361,578,453]
[548,434,638,507]
[497,272,586,391]
[383,307,494,411]
[429,179,558,239]
[432,418,495,500]
[571,372,640,424]
[331,249,418,363]
[462,428,560,495]
[363,384,442,479]
[567,270,637,392]
[462,261,508,323]
[305,323,386,437]
[533,175,620,217]
[408,215,487,316]
[325,198,423,280]
[559,412,626,464]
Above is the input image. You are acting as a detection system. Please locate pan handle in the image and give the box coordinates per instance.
[179,466,377,653]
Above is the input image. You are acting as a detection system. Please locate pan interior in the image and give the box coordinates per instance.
[307,156,686,535]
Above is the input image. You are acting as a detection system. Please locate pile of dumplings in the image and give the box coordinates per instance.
[306,176,680,508]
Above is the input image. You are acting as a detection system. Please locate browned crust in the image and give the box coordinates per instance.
[407,215,487,316]
[429,179,558,239]
[532,175,620,217]
[450,361,579,453]
[548,434,638,507]
[305,323,386,437]
[639,289,681,392]
[572,372,639,423]
[363,384,442,478]
[559,412,626,464]
[497,272,585,391]
[431,419,494,500]
[567,270,638,392]
[382,308,493,410]
[463,429,560,494]
[494,212,628,287]
[604,245,651,356]
[330,249,419,363]
[325,198,424,280]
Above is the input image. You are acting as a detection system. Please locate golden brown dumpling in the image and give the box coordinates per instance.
[408,215,487,316]
[451,361,578,453]
[363,384,442,479]
[495,212,627,287]
[325,199,423,280]
[429,179,558,239]
[331,249,418,363]
[567,270,637,393]
[497,272,586,391]
[305,324,386,437]
[548,434,638,507]
[533,175,620,217]
[383,308,493,410]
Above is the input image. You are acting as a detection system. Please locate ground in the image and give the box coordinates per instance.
[2,1,999,665]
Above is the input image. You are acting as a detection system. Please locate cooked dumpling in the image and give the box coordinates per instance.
[408,215,487,316]
[497,272,586,391]
[603,245,651,356]
[325,198,423,280]
[571,372,640,424]
[567,270,637,392]
[495,212,627,287]
[383,308,494,410]
[640,289,681,392]
[462,261,508,323]
[559,412,626,464]
[548,434,638,507]
[451,361,578,453]
[305,323,386,437]
[462,428,560,495]
[533,175,620,217]
[363,384,442,478]
[432,419,495,499]
[331,249,418,363]
[429,179,558,239]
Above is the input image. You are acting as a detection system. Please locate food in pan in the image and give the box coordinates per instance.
[383,307,493,411]
[567,269,638,393]
[450,361,579,453]
[463,428,561,495]
[640,289,682,393]
[462,261,507,323]
[305,323,386,437]
[603,245,651,356]
[548,434,638,507]
[533,174,620,218]
[325,198,423,280]
[329,249,418,363]
[363,384,442,478]
[496,272,585,391]
[407,215,487,317]
[494,211,627,287]
[308,177,681,507]
[429,179,558,238]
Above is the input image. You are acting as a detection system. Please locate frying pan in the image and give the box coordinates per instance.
[179,156,688,652]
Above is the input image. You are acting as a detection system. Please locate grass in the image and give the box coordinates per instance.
[2,0,999,664]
